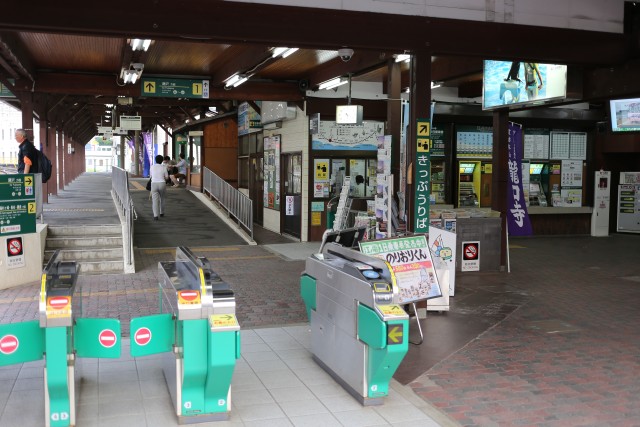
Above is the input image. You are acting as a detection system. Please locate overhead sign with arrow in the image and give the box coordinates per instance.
[141,78,210,99]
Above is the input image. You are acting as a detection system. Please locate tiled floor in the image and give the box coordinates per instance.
[0,326,454,427]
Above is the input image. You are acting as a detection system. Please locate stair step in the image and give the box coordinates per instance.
[47,225,122,237]
[44,248,124,262]
[77,260,125,275]
[45,236,123,249]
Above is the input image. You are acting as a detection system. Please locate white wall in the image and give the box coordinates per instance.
[226,0,625,33]
[262,106,310,241]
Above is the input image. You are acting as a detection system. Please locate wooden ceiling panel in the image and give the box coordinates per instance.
[18,32,122,72]
[258,49,338,79]
[144,40,230,76]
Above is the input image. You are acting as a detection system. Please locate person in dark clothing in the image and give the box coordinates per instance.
[15,129,38,173]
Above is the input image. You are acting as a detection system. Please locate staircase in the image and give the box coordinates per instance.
[44,225,125,274]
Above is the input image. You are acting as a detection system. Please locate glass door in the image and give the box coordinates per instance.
[282,152,302,238]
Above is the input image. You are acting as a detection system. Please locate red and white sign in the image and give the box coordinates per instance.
[0,334,19,355]
[48,296,70,310]
[461,241,480,272]
[7,238,22,256]
[98,329,117,348]
[134,327,152,346]
[178,290,201,306]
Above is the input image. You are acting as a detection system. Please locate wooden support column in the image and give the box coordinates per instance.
[18,92,34,139]
[406,49,431,232]
[38,122,48,203]
[491,109,509,269]
[47,125,58,196]
[58,130,65,191]
[387,59,402,195]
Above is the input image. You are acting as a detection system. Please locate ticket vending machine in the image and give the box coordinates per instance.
[458,161,481,207]
[300,243,409,405]
[591,170,611,236]
[130,247,241,423]
[0,251,121,427]
[528,163,549,206]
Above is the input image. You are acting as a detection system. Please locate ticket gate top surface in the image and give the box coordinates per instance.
[39,250,80,328]
[158,246,236,322]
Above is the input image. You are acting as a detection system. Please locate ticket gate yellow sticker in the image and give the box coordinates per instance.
[177,290,201,305]
[387,324,404,345]
[46,296,72,318]
[376,304,406,318]
[210,314,239,329]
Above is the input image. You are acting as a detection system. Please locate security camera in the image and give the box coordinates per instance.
[131,63,144,72]
[338,48,354,62]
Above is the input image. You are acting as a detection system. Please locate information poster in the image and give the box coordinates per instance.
[0,174,36,237]
[456,125,493,158]
[312,121,384,150]
[313,159,330,198]
[461,241,480,272]
[359,235,442,304]
[263,135,281,210]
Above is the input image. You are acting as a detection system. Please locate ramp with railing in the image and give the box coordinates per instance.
[111,166,136,272]
[202,167,253,241]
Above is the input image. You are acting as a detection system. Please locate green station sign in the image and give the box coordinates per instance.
[0,200,36,236]
[141,78,210,99]
[0,174,36,201]
[0,79,15,98]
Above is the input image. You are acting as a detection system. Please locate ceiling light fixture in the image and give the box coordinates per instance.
[431,81,442,89]
[319,77,348,90]
[281,48,299,58]
[395,54,411,63]
[130,38,153,51]
[272,47,299,58]
[120,63,144,85]
[224,73,249,88]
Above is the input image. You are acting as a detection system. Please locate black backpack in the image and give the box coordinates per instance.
[36,149,52,183]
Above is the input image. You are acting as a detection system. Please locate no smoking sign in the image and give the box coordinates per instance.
[461,241,480,272]
[6,237,25,269]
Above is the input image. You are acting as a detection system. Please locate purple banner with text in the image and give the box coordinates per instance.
[507,123,533,236]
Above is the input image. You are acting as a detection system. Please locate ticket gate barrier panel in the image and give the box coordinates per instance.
[130,246,240,424]
[301,243,409,405]
[0,250,122,427]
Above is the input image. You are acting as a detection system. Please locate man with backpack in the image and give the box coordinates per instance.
[15,128,38,174]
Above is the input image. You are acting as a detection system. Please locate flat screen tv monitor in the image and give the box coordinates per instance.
[610,98,640,132]
[482,60,567,110]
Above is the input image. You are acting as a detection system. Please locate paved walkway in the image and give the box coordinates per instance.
[1,172,640,426]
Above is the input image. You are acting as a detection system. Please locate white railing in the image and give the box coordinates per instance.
[111,166,135,271]
[202,167,253,241]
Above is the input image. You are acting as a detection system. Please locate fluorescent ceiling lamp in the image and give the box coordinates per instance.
[431,81,441,89]
[233,76,248,87]
[272,47,288,58]
[319,77,347,90]
[281,47,298,58]
[225,73,241,87]
[395,54,411,63]
[130,38,152,51]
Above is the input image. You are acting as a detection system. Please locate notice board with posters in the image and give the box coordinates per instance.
[359,235,442,304]
[263,135,281,210]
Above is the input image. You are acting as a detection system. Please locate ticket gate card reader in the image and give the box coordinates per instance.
[130,247,240,424]
[0,250,122,427]
[301,243,409,405]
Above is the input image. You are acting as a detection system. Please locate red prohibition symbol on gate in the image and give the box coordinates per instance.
[134,327,152,346]
[0,334,19,355]
[98,329,117,348]
[7,238,22,256]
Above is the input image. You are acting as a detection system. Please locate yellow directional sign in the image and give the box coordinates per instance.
[28,201,36,213]
[417,121,430,137]
[192,83,203,96]
[143,81,156,94]
[387,324,404,345]
[377,305,406,317]
[210,314,239,329]
[417,138,431,153]
[24,176,33,186]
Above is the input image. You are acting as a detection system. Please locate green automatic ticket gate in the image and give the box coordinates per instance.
[301,242,409,405]
[130,246,240,424]
[0,251,121,427]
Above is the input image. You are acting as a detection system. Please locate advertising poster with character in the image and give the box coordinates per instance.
[360,235,442,304]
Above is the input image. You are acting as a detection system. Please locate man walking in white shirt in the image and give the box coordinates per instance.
[150,155,168,220]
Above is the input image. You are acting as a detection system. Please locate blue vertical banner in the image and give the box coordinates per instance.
[507,123,533,235]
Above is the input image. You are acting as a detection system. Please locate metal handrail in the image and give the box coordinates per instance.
[202,167,253,241]
[111,166,135,270]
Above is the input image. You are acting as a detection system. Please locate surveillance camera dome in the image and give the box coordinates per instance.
[338,48,354,62]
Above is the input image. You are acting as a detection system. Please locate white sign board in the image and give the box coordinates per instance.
[120,115,142,130]
[461,241,480,272]
[6,236,25,269]
[285,196,294,216]
[429,226,457,296]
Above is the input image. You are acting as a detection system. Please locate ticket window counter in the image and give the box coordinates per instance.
[328,158,376,199]
[458,161,481,207]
